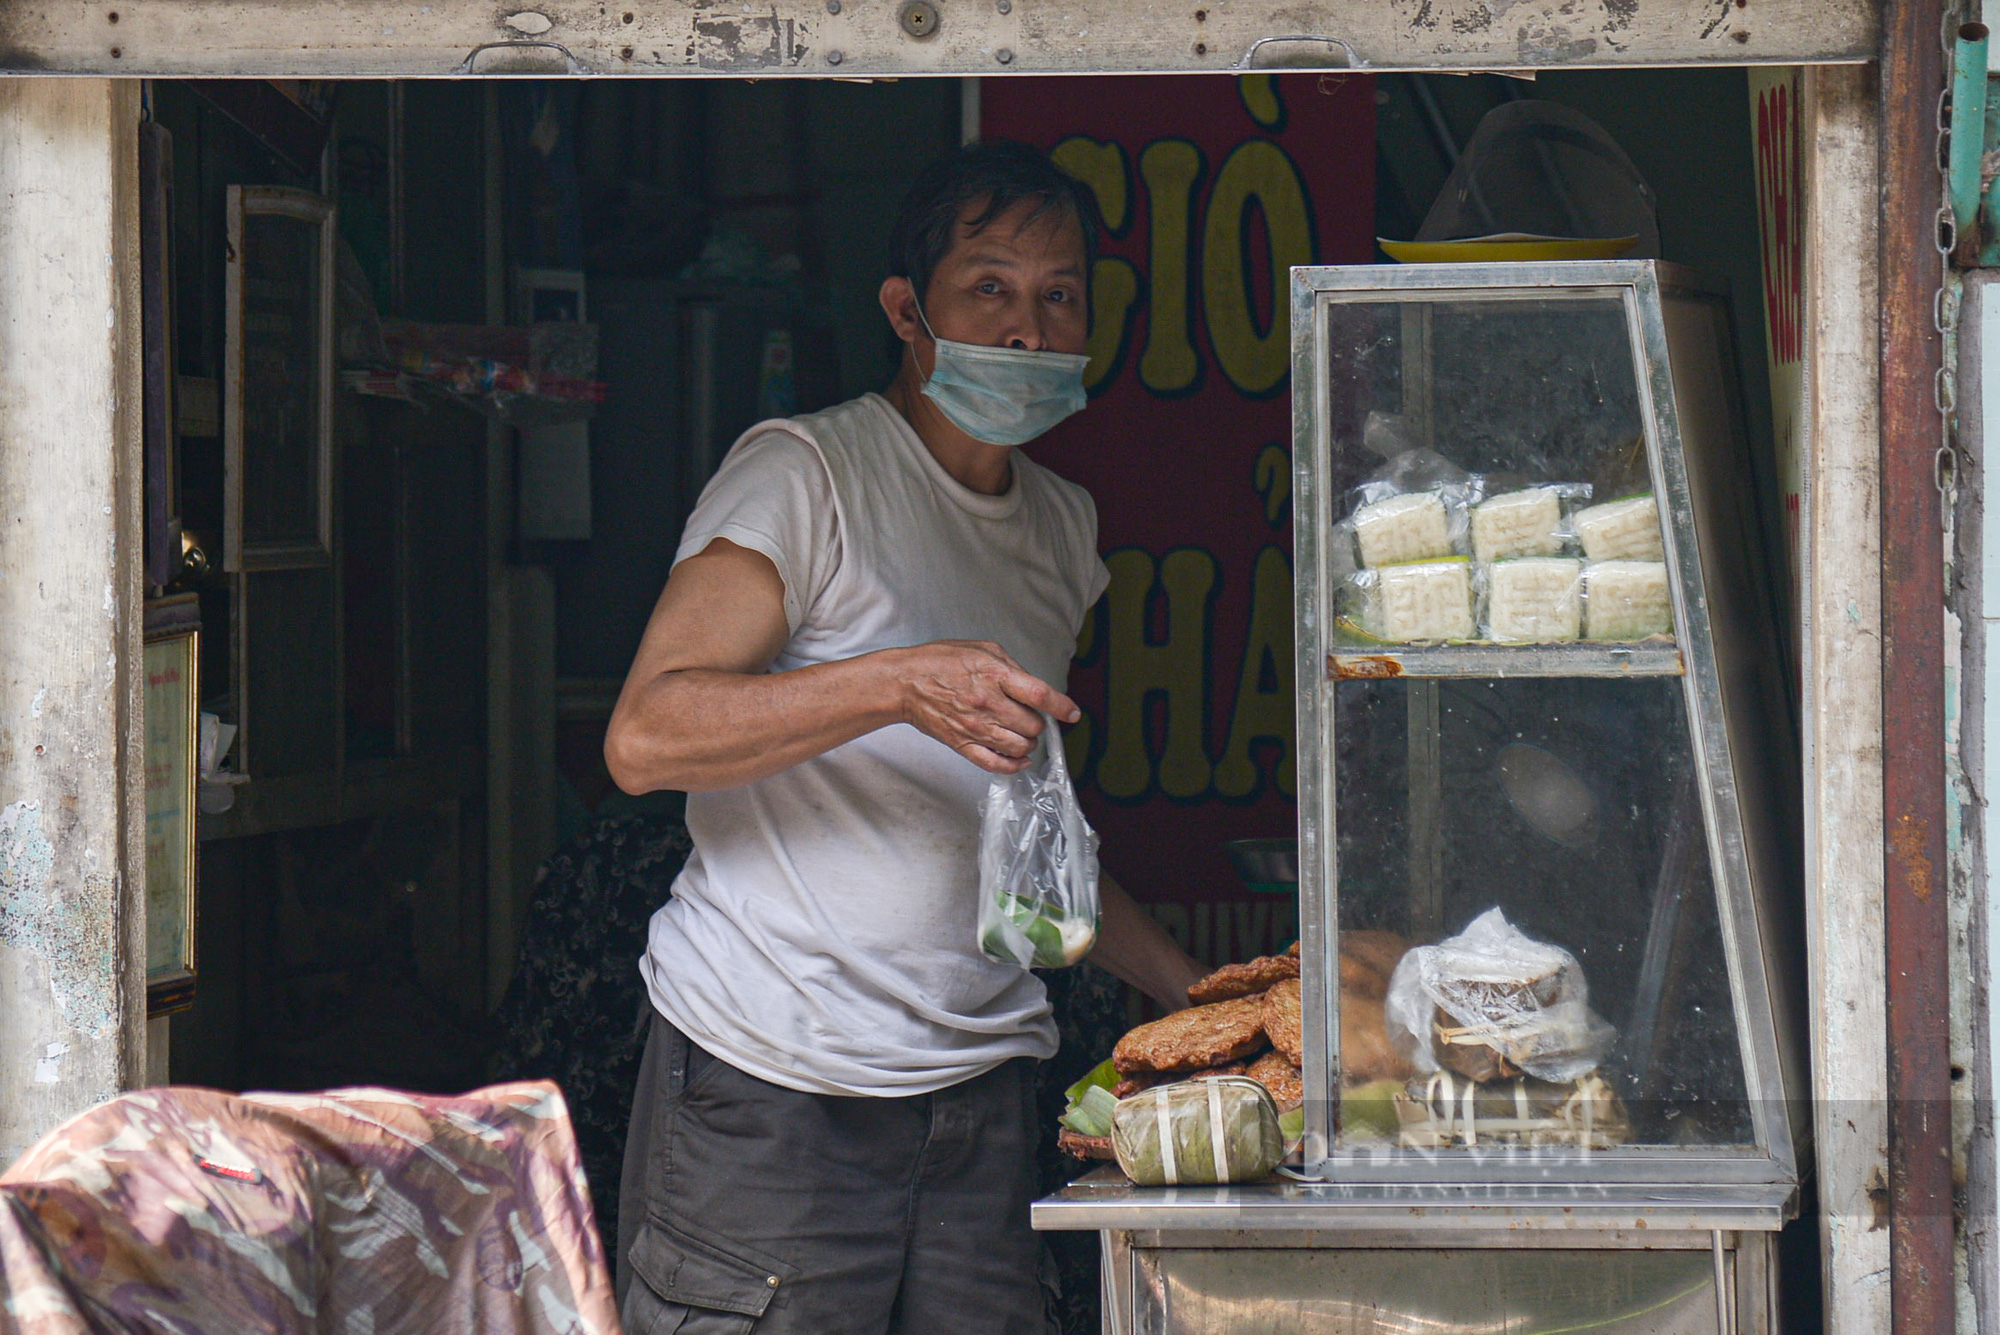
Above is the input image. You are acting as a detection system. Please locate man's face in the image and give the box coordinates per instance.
[883,197,1089,370]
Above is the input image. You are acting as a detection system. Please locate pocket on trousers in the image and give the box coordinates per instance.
[623,1218,791,1335]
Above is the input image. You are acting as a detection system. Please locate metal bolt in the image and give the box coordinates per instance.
[827,47,844,63]
[997,0,1011,11]
[826,0,840,11]
[766,1276,780,1288]
[996,46,1013,62]
[898,0,940,37]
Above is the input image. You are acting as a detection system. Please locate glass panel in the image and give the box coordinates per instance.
[1330,676,1750,1150]
[1135,1247,1722,1335]
[1322,293,1671,647]
[239,210,324,547]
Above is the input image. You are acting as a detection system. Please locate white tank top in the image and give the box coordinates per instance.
[640,393,1110,1096]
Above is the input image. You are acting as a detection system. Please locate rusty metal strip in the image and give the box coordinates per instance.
[1880,0,1955,1330]
[0,0,1878,79]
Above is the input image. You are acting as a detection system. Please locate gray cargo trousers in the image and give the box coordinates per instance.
[616,1011,1053,1334]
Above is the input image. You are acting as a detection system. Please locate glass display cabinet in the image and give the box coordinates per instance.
[1035,262,1807,1335]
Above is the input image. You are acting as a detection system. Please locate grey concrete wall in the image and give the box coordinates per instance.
[0,78,146,1164]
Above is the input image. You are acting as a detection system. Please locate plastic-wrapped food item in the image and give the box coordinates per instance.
[1353,560,1474,642]
[1394,1070,1629,1149]
[1574,495,1665,562]
[1111,1076,1286,1185]
[1485,557,1582,643]
[1470,487,1564,563]
[977,715,1100,970]
[1583,560,1672,640]
[1353,492,1453,567]
[1383,908,1615,1084]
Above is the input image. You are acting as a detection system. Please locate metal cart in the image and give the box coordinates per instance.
[1036,261,1806,1335]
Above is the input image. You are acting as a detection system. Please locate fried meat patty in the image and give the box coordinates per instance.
[1111,1057,1256,1099]
[1186,953,1300,1006]
[1113,995,1268,1075]
[1261,978,1304,1065]
[1245,1049,1304,1112]
[1340,993,1412,1084]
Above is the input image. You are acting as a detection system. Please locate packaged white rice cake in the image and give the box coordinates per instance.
[1470,488,1563,564]
[1352,492,1452,568]
[1574,495,1665,562]
[1583,560,1672,640]
[1361,560,1473,642]
[1486,558,1582,642]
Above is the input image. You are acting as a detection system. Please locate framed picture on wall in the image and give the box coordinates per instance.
[224,184,335,573]
[144,595,201,1016]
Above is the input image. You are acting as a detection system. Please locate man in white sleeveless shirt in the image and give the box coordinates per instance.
[604,143,1204,1334]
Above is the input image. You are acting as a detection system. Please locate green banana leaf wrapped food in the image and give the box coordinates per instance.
[1110,1076,1285,1186]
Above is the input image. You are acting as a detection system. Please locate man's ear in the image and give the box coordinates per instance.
[879,275,923,345]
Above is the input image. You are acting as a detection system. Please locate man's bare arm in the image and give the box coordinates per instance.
[604,538,1080,794]
[1088,873,1207,1012]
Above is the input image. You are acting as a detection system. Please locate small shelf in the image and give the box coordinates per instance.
[1033,1168,1794,1234]
[1327,641,1684,680]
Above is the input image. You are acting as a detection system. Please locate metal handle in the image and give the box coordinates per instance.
[453,40,589,75]
[1235,34,1359,71]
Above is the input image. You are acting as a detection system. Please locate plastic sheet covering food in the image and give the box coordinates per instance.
[0,1081,617,1335]
[1111,1076,1285,1186]
[1384,907,1615,1083]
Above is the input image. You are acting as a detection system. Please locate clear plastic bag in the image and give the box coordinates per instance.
[977,714,1101,970]
[1383,907,1614,1084]
[1581,560,1673,640]
[1337,451,1483,573]
[1468,483,1593,563]
[1573,494,1665,562]
[1481,557,1583,643]
[1341,560,1475,643]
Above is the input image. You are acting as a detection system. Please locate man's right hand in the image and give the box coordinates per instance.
[890,640,1080,775]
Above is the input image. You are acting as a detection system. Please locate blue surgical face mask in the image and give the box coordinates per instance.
[916,303,1090,447]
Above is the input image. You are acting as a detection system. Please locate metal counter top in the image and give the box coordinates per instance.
[1032,1168,1797,1234]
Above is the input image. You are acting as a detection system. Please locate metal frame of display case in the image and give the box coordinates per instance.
[1096,1228,1775,1335]
[1291,261,1802,1191]
[1034,261,1805,1248]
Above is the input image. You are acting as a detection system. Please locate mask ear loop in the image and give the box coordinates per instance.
[912,292,941,345]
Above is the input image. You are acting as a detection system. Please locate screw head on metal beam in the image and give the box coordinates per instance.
[996,45,1013,62]
[899,1,940,38]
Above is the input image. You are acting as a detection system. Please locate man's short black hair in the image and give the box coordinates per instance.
[888,140,1098,303]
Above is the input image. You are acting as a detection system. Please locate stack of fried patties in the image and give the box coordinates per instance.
[1111,931,1412,1117]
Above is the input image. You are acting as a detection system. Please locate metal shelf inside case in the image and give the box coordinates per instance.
[1328,641,1685,680]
